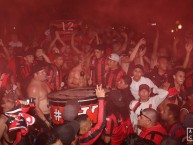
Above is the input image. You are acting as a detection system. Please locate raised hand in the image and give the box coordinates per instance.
[139,47,147,57]
[95,84,105,98]
[137,38,146,46]
[185,39,193,53]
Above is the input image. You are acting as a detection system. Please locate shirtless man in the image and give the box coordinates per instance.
[67,58,87,88]
[0,91,16,145]
[27,64,51,130]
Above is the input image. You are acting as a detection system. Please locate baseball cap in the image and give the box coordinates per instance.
[139,84,150,91]
[107,90,125,107]
[108,53,120,62]
[133,64,144,72]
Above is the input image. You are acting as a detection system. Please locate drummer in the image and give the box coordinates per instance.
[67,57,87,88]
[27,64,51,131]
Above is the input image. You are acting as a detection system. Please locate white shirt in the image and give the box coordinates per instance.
[130,76,158,100]
[129,88,168,129]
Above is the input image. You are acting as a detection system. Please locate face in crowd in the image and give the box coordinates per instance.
[24,54,34,64]
[94,49,103,59]
[157,57,168,71]
[79,117,92,135]
[35,69,47,81]
[138,110,152,128]
[139,88,151,102]
[173,70,185,86]
[133,68,143,81]
[108,59,118,69]
[54,56,64,67]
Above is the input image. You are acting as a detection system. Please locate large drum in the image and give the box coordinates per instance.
[48,88,99,125]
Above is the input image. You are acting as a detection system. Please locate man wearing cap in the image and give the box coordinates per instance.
[27,64,51,131]
[129,84,168,134]
[106,53,125,89]
[130,64,158,100]
[88,44,107,86]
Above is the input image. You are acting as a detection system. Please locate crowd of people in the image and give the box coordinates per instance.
[0,22,193,145]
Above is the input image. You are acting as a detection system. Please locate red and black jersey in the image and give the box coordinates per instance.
[139,123,167,145]
[167,122,186,140]
[78,99,106,145]
[90,57,106,86]
[104,114,133,145]
[145,67,170,87]
[20,64,32,80]
[167,83,186,105]
[47,64,63,91]
[105,67,125,89]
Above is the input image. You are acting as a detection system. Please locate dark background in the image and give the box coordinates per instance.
[0,0,193,42]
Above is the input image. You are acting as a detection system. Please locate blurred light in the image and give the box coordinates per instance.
[151,23,157,26]
[13,27,16,30]
[171,29,174,33]
[112,27,115,30]
[178,24,182,29]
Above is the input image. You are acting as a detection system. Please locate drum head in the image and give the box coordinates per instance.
[48,87,97,100]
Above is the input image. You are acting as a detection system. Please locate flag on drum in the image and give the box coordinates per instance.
[49,88,99,125]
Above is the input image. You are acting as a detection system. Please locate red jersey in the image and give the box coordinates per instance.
[167,83,186,105]
[47,64,63,91]
[78,99,106,145]
[90,57,106,86]
[139,123,167,145]
[167,122,186,140]
[106,67,125,89]
[104,114,133,145]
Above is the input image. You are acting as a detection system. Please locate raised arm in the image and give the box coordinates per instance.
[116,32,128,55]
[55,31,67,47]
[71,33,82,54]
[129,38,146,62]
[138,47,147,66]
[150,30,159,69]
[171,37,179,62]
[0,39,10,60]
[79,85,106,145]
[183,39,193,68]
